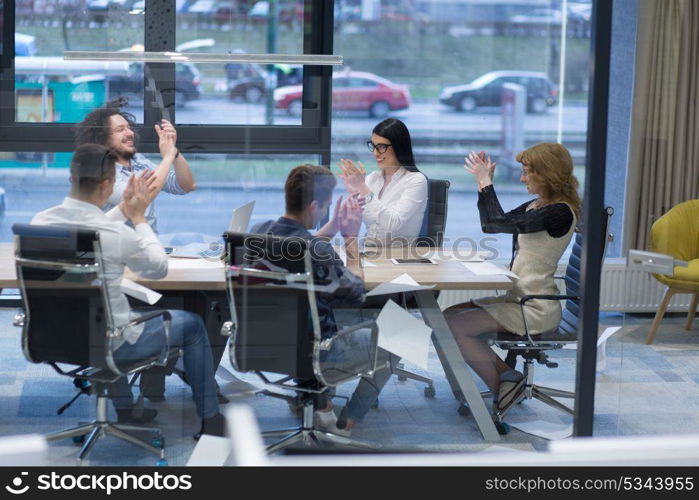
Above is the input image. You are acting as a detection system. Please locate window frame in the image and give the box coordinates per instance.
[0,0,335,165]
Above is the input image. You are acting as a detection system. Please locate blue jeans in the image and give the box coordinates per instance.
[328,306,401,423]
[108,309,219,419]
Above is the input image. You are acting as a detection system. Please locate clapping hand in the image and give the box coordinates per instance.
[337,159,369,196]
[464,151,496,189]
[121,171,151,222]
[338,192,363,239]
[155,119,178,161]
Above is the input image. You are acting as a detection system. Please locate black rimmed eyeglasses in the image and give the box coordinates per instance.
[366,141,393,154]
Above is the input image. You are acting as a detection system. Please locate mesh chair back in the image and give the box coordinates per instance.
[13,223,108,368]
[417,179,450,247]
[224,232,318,380]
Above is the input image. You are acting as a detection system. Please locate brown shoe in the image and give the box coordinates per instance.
[497,371,525,412]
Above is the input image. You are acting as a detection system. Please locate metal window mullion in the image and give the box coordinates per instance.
[0,0,17,126]
[144,0,176,127]
[574,0,613,438]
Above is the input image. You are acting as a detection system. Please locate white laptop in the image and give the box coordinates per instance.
[170,201,255,259]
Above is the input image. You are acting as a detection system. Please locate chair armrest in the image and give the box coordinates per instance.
[518,294,578,345]
[320,319,377,350]
[109,309,173,376]
[117,310,172,331]
[520,294,578,306]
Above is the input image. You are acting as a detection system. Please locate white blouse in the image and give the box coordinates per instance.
[363,167,428,246]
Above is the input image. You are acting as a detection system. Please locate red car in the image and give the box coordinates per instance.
[274,71,411,118]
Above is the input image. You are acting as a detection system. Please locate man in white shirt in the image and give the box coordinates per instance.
[75,98,197,401]
[32,144,225,437]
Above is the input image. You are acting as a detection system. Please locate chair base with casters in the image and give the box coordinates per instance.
[257,387,380,454]
[46,370,166,465]
[394,363,436,398]
[491,330,575,435]
[645,287,698,345]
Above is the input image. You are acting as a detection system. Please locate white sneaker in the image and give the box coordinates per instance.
[313,409,338,431]
[313,409,352,437]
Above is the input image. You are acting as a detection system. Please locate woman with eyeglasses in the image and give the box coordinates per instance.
[338,118,428,246]
[444,143,581,416]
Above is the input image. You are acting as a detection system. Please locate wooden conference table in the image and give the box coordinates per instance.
[0,243,512,442]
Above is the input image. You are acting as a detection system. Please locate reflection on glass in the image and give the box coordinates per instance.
[0,151,318,243]
[332,0,591,261]
[176,0,305,125]
[14,3,145,123]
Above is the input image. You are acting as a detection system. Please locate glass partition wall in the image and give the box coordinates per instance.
[2,0,663,464]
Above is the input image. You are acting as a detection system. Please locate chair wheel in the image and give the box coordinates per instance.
[495,422,511,435]
[457,405,470,416]
[397,375,407,382]
[72,435,86,444]
[424,386,436,398]
[156,459,168,466]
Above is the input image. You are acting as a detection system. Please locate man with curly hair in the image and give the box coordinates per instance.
[75,98,196,233]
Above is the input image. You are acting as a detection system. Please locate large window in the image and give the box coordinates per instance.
[331,0,592,259]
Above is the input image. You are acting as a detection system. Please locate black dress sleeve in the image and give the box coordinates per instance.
[477,184,574,238]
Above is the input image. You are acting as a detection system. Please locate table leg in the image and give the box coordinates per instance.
[414,290,500,442]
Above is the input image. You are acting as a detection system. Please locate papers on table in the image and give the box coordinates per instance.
[461,261,519,279]
[421,249,488,262]
[562,325,622,372]
[365,273,435,297]
[376,299,432,370]
[510,420,573,440]
[120,278,162,305]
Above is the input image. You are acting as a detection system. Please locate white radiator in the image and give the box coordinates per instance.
[437,258,693,313]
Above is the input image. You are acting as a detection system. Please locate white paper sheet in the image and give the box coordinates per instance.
[422,249,486,262]
[562,325,622,371]
[510,420,573,440]
[120,278,162,305]
[186,435,231,466]
[216,353,263,395]
[376,299,432,370]
[167,258,224,269]
[461,261,519,279]
[366,273,435,297]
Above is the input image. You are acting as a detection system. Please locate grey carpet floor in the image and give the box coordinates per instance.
[1,309,697,466]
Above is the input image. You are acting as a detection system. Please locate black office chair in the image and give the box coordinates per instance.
[392,178,451,397]
[220,232,381,453]
[416,178,450,247]
[12,224,174,464]
[491,207,614,434]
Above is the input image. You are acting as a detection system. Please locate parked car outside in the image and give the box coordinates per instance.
[108,61,202,106]
[227,61,302,103]
[439,71,557,114]
[274,70,411,118]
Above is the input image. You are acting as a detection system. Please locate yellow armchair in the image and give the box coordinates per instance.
[646,200,699,344]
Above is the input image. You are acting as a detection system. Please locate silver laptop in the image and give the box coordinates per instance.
[170,201,255,259]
